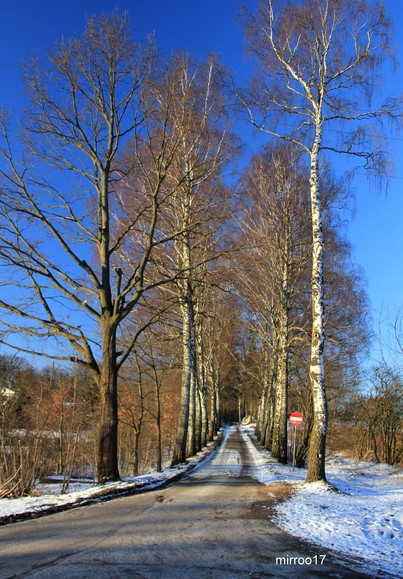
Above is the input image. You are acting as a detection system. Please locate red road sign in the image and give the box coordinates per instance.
[289,411,304,426]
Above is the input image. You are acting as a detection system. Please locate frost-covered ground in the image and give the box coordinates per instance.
[241,425,403,578]
[1,426,402,578]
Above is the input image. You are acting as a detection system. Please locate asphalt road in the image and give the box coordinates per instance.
[0,427,371,578]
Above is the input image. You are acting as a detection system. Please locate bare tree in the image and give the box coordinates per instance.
[377,304,403,369]
[238,143,311,462]
[0,360,93,496]
[144,53,235,466]
[112,50,235,468]
[353,365,402,465]
[241,0,401,481]
[0,13,195,482]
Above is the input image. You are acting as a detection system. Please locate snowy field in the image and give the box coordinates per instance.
[1,426,402,577]
[241,426,403,578]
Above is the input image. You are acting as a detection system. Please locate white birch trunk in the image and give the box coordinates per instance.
[270,326,288,462]
[171,291,193,465]
[306,124,328,482]
[256,343,270,442]
[270,223,290,463]
[196,332,209,449]
[207,352,219,442]
[186,317,198,457]
[255,394,265,441]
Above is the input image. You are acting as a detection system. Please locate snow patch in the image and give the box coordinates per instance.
[240,425,403,578]
[0,431,224,522]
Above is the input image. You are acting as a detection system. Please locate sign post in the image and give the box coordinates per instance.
[289,412,304,469]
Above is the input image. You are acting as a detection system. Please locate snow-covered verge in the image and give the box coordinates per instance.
[241,425,403,578]
[1,426,402,578]
[0,433,222,525]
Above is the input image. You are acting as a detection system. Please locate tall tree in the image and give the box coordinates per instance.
[242,0,401,481]
[0,13,192,482]
[145,53,234,465]
[238,143,311,462]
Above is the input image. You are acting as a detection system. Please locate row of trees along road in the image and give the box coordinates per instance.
[239,0,401,481]
[0,1,401,486]
[0,13,236,484]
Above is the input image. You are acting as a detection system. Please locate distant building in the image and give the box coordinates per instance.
[1,387,15,401]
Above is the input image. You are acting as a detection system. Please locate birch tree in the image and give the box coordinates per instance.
[93,49,235,468]
[239,143,311,462]
[242,0,401,481]
[145,53,234,465]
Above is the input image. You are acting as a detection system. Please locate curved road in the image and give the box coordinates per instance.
[0,427,370,578]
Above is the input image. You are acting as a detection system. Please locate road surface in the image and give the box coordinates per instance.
[0,427,371,578]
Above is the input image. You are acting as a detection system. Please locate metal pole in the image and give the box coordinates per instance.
[292,425,296,470]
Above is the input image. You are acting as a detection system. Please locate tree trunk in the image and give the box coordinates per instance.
[186,295,198,458]
[58,410,64,475]
[259,346,273,448]
[196,325,209,449]
[270,237,290,463]
[171,289,195,465]
[195,385,202,451]
[306,131,328,483]
[97,323,120,482]
[270,371,287,462]
[133,429,140,476]
[155,378,162,472]
[255,394,264,441]
[200,385,208,448]
[207,352,217,441]
[208,380,217,442]
[271,325,288,463]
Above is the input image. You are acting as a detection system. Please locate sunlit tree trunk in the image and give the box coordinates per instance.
[171,286,195,465]
[154,372,162,473]
[199,385,208,448]
[242,0,399,483]
[208,350,220,440]
[208,354,218,442]
[186,310,198,457]
[260,345,273,448]
[257,393,266,443]
[98,323,119,482]
[306,129,328,482]
[196,306,209,449]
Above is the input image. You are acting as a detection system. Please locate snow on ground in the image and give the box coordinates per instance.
[0,471,175,520]
[0,437,220,523]
[241,425,403,578]
[204,425,244,478]
[1,426,402,578]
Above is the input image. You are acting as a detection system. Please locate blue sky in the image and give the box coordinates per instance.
[0,0,402,366]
